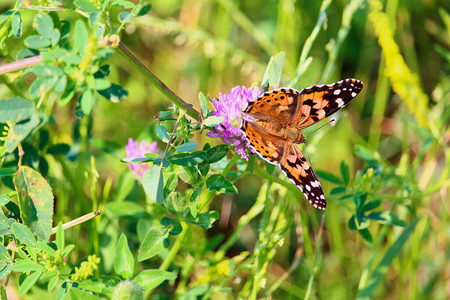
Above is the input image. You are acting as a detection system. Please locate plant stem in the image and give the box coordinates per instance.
[116,42,201,121]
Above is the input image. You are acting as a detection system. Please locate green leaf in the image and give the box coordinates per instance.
[13,260,44,272]
[114,233,135,279]
[24,35,51,48]
[358,228,373,246]
[357,219,419,298]
[203,116,224,127]
[134,269,176,289]
[185,211,219,229]
[198,92,209,118]
[77,276,120,293]
[142,167,164,203]
[176,142,197,153]
[0,168,16,177]
[56,222,64,251]
[73,19,88,54]
[134,3,152,16]
[54,75,67,93]
[340,161,350,185]
[167,151,206,166]
[330,186,346,195]
[367,212,406,226]
[5,110,40,153]
[0,10,14,26]
[113,0,136,8]
[138,228,169,261]
[0,244,13,280]
[261,51,286,89]
[206,174,237,194]
[0,97,34,122]
[81,89,94,115]
[355,145,378,165]
[47,143,71,155]
[315,170,343,184]
[11,11,22,38]
[203,144,229,164]
[34,13,54,38]
[75,0,101,12]
[118,11,132,23]
[90,138,122,154]
[97,83,128,103]
[14,166,54,241]
[0,194,10,206]
[155,125,170,143]
[11,222,37,247]
[94,79,111,90]
[362,200,381,211]
[18,268,43,295]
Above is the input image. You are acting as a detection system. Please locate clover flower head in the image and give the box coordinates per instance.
[206,85,261,160]
[125,138,161,178]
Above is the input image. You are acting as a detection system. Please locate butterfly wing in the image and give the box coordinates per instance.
[279,143,326,210]
[244,88,301,126]
[293,78,363,130]
[241,119,285,164]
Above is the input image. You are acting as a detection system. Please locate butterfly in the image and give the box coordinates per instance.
[240,78,363,210]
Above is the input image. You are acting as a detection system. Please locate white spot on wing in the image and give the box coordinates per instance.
[334,89,341,95]
[351,92,357,97]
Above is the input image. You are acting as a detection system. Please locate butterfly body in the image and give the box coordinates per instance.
[240,78,363,210]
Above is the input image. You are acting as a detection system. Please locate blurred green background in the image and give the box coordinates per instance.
[0,0,448,299]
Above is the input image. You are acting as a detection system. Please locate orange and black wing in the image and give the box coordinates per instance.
[293,78,363,130]
[279,143,326,210]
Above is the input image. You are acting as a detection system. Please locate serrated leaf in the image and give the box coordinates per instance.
[11,11,22,38]
[142,167,164,203]
[138,228,169,261]
[34,13,54,38]
[367,212,406,226]
[262,51,285,89]
[114,233,135,279]
[14,166,54,241]
[206,174,237,194]
[134,269,176,289]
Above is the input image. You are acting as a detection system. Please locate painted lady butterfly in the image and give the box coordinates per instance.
[240,78,363,210]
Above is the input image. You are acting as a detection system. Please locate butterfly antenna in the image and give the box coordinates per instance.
[305,119,335,138]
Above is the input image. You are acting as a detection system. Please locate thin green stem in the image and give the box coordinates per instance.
[116,42,200,121]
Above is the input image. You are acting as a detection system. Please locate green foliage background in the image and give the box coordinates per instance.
[0,0,448,299]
